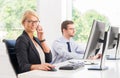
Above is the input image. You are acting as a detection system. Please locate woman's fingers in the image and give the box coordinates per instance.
[38,63,55,71]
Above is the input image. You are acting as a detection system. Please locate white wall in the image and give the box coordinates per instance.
[37,0,72,47]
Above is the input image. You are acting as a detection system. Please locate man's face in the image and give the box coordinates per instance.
[64,24,76,37]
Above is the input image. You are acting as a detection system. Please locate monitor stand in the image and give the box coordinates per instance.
[88,66,108,70]
[106,54,120,60]
[88,32,108,70]
[106,57,120,60]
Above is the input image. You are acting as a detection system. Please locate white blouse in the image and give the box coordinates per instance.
[33,41,45,64]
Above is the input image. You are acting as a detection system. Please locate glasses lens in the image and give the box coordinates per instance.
[26,20,39,25]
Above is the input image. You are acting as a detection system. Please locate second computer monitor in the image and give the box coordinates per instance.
[106,26,120,60]
[83,20,105,59]
[107,26,119,49]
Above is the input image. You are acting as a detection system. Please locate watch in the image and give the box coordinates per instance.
[40,39,46,43]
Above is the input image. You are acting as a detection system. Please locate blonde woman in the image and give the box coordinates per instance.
[15,10,54,73]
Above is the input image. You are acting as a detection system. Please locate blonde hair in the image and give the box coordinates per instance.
[21,10,39,25]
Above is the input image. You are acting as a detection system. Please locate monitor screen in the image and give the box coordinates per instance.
[83,20,105,59]
[107,27,119,49]
[105,26,120,60]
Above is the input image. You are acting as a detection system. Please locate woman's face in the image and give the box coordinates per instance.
[23,15,39,33]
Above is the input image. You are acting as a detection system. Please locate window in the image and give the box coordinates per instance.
[72,0,119,43]
[0,0,36,41]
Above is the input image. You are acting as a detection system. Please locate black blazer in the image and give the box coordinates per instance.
[15,31,52,73]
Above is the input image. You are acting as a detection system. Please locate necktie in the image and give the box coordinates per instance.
[66,42,71,52]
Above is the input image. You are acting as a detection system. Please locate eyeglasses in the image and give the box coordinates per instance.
[25,20,40,25]
[67,28,75,31]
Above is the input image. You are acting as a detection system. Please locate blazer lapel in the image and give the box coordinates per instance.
[34,38,43,49]
[29,40,40,58]
[23,31,40,59]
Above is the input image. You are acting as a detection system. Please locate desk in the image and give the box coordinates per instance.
[18,60,120,78]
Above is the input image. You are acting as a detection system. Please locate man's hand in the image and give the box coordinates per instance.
[89,54,102,60]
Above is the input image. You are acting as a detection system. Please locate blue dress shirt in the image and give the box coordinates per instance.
[51,36,85,64]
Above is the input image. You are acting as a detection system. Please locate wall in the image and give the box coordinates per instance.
[37,0,72,47]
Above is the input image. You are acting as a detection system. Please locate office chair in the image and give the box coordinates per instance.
[3,39,19,75]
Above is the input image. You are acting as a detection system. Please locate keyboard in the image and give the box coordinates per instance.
[84,60,98,65]
[59,62,84,70]
[68,59,98,65]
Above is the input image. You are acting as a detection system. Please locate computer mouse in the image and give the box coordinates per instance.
[48,67,57,71]
[91,62,95,65]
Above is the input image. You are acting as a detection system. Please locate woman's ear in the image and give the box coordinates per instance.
[22,23,25,27]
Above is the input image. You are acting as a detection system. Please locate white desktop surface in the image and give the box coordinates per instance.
[18,60,120,78]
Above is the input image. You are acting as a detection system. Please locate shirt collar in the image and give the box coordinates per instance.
[61,36,73,42]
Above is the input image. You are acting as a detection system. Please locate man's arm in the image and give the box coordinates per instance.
[75,43,85,54]
[52,41,83,60]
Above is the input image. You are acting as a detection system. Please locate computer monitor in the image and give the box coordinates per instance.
[83,20,109,70]
[106,26,120,60]
[83,20,105,59]
[108,27,119,49]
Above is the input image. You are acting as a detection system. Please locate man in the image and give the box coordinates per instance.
[51,20,85,64]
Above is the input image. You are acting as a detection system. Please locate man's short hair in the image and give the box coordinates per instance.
[61,20,74,33]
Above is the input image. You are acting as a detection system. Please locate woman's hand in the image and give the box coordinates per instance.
[36,24,50,53]
[31,63,55,71]
[37,25,45,40]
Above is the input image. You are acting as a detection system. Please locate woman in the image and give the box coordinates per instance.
[15,10,54,73]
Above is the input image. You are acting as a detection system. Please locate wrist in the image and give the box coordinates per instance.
[39,39,46,43]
